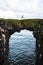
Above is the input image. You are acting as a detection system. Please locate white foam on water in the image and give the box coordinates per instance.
[10,30,33,39]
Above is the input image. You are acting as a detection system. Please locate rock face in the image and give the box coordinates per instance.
[36,34,43,65]
[0,20,43,65]
[33,22,43,65]
[0,27,9,65]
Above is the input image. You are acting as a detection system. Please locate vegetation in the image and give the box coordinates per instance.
[0,18,43,28]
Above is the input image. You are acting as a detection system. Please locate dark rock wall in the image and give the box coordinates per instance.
[0,27,9,65]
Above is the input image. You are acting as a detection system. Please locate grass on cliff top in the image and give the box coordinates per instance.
[0,18,43,28]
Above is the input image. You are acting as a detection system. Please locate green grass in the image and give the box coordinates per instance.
[0,18,43,28]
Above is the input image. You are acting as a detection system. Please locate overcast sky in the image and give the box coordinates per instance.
[0,0,43,19]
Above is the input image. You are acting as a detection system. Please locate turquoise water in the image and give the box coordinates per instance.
[5,30,36,65]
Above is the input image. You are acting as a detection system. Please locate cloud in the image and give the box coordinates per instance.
[0,0,43,19]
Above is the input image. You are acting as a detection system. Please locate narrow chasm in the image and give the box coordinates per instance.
[4,29,36,65]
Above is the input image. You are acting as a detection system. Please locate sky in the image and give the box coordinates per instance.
[0,0,43,19]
